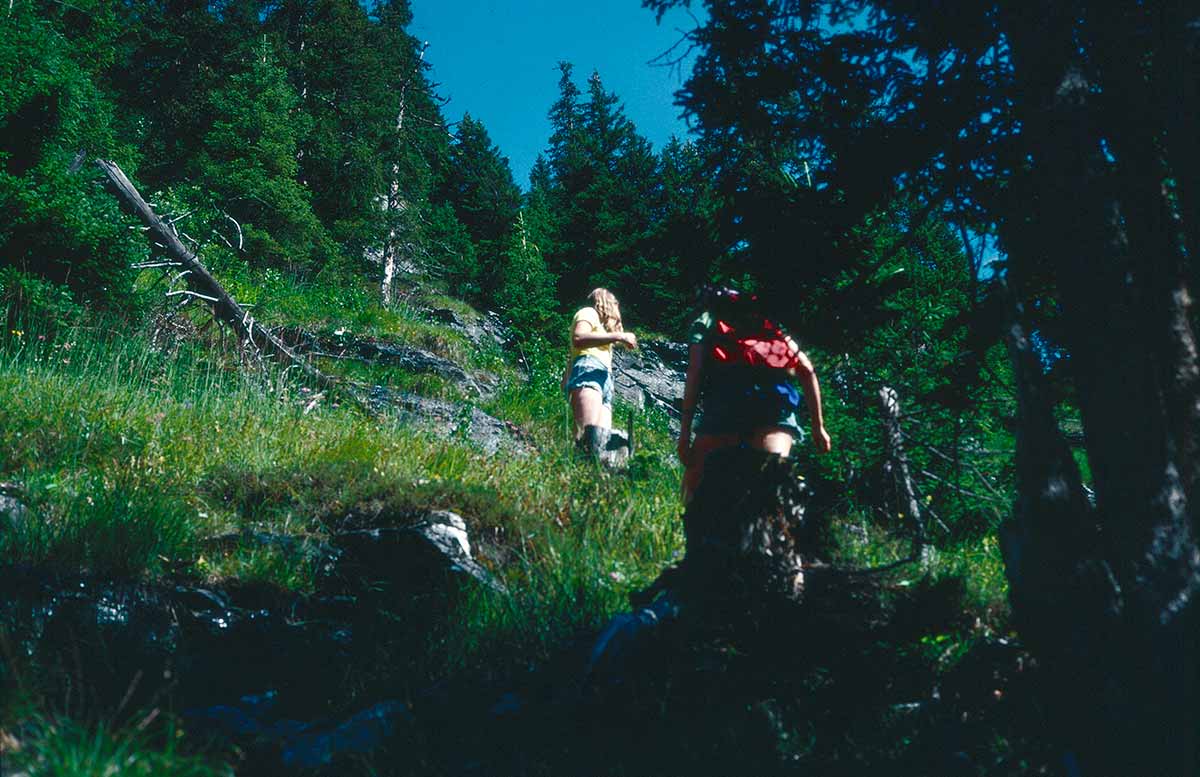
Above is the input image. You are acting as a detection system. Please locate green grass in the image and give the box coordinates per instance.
[824,511,1009,622]
[4,715,229,776]
[136,265,509,377]
[0,316,685,651]
[0,283,1018,773]
[0,299,1006,621]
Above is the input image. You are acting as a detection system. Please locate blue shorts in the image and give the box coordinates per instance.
[695,375,805,440]
[564,355,613,407]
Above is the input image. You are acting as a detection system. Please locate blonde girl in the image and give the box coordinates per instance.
[562,288,637,443]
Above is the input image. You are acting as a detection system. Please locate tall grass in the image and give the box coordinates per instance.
[0,291,1016,773]
[4,715,229,776]
[0,318,685,645]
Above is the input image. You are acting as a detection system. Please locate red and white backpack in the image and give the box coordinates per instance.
[705,288,801,372]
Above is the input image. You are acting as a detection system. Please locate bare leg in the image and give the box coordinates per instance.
[598,403,613,430]
[747,427,795,458]
[683,433,741,504]
[570,387,604,439]
[683,429,795,504]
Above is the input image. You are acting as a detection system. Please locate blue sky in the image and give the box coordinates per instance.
[407,0,703,187]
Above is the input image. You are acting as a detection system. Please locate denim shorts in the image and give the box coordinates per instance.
[564,355,613,407]
[695,375,805,440]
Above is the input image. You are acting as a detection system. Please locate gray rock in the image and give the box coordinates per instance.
[584,593,681,690]
[281,700,413,769]
[351,341,483,396]
[278,328,490,398]
[329,510,505,594]
[429,307,510,351]
[189,691,413,770]
[421,509,472,557]
[367,387,534,457]
[612,340,687,431]
[0,489,26,530]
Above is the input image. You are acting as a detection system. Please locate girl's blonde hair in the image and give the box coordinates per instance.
[588,288,623,332]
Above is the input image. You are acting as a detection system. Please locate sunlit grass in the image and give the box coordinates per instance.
[0,317,686,668]
[0,288,1017,773]
[824,512,1009,621]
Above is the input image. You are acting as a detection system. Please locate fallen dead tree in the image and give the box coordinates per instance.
[95,159,338,392]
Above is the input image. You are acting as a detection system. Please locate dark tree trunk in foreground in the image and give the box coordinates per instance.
[629,449,813,621]
[999,4,1200,771]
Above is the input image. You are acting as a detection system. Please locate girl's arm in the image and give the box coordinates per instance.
[572,321,637,350]
[677,344,704,465]
[795,350,832,453]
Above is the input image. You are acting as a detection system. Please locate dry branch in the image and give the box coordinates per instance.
[96,159,338,392]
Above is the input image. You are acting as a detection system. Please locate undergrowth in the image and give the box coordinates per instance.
[3,713,229,776]
[0,276,1014,773]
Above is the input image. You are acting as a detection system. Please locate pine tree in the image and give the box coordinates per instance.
[195,38,332,274]
[648,1,1200,770]
[438,114,522,300]
[423,202,478,298]
[109,0,240,190]
[644,137,722,333]
[367,0,465,299]
[524,155,562,266]
[0,2,140,309]
[540,65,659,319]
[495,211,559,338]
[267,0,394,263]
[545,62,585,187]
[579,71,659,312]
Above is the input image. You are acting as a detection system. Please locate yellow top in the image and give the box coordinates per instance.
[568,306,613,370]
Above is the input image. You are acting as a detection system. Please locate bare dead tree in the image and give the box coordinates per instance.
[380,41,430,306]
[97,159,338,393]
[878,386,933,567]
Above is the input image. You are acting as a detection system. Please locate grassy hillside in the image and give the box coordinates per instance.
[0,271,1013,774]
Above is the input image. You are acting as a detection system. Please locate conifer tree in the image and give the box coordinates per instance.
[541,65,659,319]
[438,114,522,299]
[579,71,659,310]
[0,2,139,308]
[423,202,478,298]
[523,155,564,285]
[646,1,1200,770]
[367,0,469,299]
[268,0,393,264]
[195,39,332,274]
[642,136,722,332]
[545,62,586,189]
[495,211,559,337]
[109,0,238,190]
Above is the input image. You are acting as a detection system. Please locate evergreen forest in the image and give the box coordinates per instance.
[0,0,1197,774]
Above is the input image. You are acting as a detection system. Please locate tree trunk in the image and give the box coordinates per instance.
[631,448,810,620]
[998,5,1200,770]
[380,184,403,306]
[1086,1,1200,512]
[877,386,932,567]
[380,42,427,306]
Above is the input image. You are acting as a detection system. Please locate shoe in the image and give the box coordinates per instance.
[575,424,609,460]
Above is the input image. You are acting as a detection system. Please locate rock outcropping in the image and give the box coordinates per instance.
[612,340,687,431]
[0,507,498,771]
[366,386,535,457]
